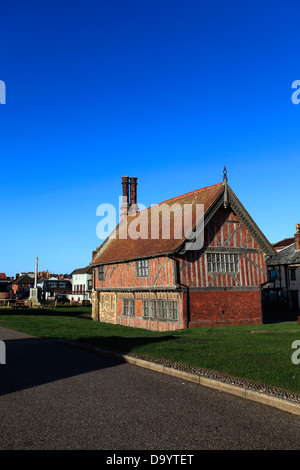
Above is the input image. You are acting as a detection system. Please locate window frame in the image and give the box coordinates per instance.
[159,300,168,320]
[207,252,240,274]
[142,299,178,321]
[142,299,149,317]
[123,299,136,316]
[151,300,158,318]
[168,300,178,320]
[98,266,105,281]
[136,259,149,278]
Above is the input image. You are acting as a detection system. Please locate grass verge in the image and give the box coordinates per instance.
[0,307,299,395]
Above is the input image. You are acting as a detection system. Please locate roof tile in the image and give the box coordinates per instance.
[91,182,224,265]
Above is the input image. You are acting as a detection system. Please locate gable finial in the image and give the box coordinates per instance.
[223,166,229,208]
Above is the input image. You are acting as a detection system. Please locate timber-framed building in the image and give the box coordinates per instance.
[90,171,276,330]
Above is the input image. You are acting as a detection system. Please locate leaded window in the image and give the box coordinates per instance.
[136,259,149,277]
[159,300,168,319]
[151,300,158,318]
[168,300,178,320]
[98,266,105,281]
[207,253,239,273]
[143,300,149,317]
[123,299,135,316]
[142,299,178,321]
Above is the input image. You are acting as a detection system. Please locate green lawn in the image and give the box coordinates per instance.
[0,306,299,395]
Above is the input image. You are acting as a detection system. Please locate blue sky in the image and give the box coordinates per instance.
[1,0,299,277]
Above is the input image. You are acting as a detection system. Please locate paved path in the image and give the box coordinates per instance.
[0,326,299,450]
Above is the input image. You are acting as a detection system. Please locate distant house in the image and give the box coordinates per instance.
[12,274,34,298]
[262,224,300,319]
[272,238,295,252]
[0,273,13,299]
[69,267,93,303]
[90,173,276,331]
[38,277,72,301]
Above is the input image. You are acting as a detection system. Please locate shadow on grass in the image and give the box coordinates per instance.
[0,307,92,317]
[76,334,178,355]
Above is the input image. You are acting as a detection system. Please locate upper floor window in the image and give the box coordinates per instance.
[290,268,297,281]
[98,266,105,281]
[136,259,149,277]
[268,269,279,281]
[207,253,239,273]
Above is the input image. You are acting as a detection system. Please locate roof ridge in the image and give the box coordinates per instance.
[157,181,223,205]
[273,237,294,245]
[277,242,295,253]
[129,181,224,216]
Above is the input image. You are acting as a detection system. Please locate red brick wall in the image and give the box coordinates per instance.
[188,290,263,327]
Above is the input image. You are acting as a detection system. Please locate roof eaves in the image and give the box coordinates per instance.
[91,250,177,266]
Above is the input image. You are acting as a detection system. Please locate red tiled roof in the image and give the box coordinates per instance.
[72,266,93,275]
[91,182,224,265]
[0,273,6,279]
[272,238,294,249]
[12,274,34,285]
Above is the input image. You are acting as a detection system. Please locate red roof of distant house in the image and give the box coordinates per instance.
[72,266,93,275]
[272,238,294,250]
[0,273,6,279]
[12,274,34,285]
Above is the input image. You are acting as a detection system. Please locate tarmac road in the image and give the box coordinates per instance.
[0,325,299,451]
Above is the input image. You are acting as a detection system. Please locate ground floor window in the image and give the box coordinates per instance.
[143,299,178,321]
[168,300,178,320]
[159,300,168,319]
[151,300,158,318]
[143,300,149,317]
[123,299,135,316]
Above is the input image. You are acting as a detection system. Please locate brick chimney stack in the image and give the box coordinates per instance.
[120,176,130,221]
[129,177,139,214]
[295,223,300,251]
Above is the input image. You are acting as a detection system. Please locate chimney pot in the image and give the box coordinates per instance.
[295,224,300,250]
[129,176,139,214]
[120,176,130,221]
